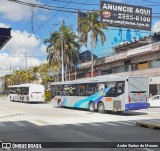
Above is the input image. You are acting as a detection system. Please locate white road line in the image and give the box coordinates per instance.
[103,122,120,126]
[116,121,134,126]
[89,123,101,126]
[21,119,46,126]
[11,121,27,127]
[0,122,5,126]
[126,121,136,124]
[74,123,84,126]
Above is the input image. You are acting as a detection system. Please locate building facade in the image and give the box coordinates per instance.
[59,32,160,96]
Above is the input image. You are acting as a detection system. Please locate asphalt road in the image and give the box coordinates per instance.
[0,97,160,151]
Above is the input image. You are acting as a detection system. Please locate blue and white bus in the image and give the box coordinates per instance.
[50,75,149,113]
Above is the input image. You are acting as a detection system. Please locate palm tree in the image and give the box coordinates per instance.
[44,21,80,81]
[78,10,107,77]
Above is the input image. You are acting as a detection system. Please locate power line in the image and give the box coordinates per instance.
[34,0,73,34]
[141,0,160,5]
[6,0,160,14]
[52,0,98,6]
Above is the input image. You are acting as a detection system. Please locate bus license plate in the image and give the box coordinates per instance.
[136,93,141,96]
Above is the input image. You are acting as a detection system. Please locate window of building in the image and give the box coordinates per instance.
[77,73,85,79]
[102,69,112,75]
[138,61,149,70]
[112,67,119,73]
[124,65,130,72]
[152,59,160,68]
[124,60,131,65]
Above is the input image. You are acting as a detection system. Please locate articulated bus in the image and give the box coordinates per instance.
[8,84,45,103]
[50,76,149,113]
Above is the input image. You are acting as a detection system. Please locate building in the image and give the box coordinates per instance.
[67,32,160,96]
[0,27,12,92]
[0,27,12,50]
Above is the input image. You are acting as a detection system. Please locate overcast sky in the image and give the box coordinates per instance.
[0,0,160,75]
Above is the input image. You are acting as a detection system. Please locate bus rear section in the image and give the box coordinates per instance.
[125,77,149,110]
[28,85,45,102]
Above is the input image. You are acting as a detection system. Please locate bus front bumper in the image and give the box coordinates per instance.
[125,102,150,110]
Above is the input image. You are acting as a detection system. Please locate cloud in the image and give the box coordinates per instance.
[0,23,47,74]
[0,53,41,75]
[0,0,47,22]
[3,30,40,55]
[152,21,160,32]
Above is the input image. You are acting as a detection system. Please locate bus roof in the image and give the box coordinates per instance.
[51,75,126,85]
[50,75,148,85]
[8,83,44,88]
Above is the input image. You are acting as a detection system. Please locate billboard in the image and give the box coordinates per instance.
[101,1,152,30]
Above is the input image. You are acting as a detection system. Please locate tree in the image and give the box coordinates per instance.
[44,21,80,81]
[78,10,107,77]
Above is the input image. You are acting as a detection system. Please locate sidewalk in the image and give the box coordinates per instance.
[136,120,160,130]
[0,96,9,101]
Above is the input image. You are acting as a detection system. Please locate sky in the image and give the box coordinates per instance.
[0,0,160,75]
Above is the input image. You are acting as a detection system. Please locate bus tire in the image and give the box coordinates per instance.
[57,99,62,107]
[88,101,95,112]
[98,102,105,113]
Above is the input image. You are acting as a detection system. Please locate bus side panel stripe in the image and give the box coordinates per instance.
[63,97,69,106]
[73,93,100,108]
[73,87,112,108]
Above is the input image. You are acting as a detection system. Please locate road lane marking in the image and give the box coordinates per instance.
[74,123,84,126]
[116,121,134,126]
[103,122,120,126]
[126,120,136,124]
[89,123,101,126]
[11,121,27,127]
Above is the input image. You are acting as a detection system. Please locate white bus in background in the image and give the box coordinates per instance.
[51,76,149,113]
[8,84,45,103]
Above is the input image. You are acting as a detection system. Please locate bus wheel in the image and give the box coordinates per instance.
[98,102,105,113]
[88,101,95,112]
[57,100,62,107]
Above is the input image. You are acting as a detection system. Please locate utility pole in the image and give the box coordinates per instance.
[61,30,64,82]
[91,35,94,77]
[10,61,11,72]
[25,51,28,70]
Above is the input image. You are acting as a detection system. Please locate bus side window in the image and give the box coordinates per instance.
[98,83,105,93]
[78,84,86,96]
[105,82,116,97]
[116,82,125,94]
[86,83,96,95]
[57,85,63,95]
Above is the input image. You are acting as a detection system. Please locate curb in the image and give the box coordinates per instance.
[136,121,160,130]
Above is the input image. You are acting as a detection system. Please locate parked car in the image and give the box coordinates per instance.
[149,95,160,107]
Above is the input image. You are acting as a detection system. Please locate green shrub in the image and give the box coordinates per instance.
[45,90,51,102]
